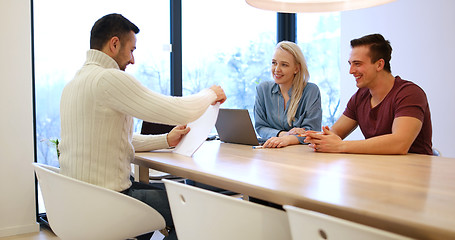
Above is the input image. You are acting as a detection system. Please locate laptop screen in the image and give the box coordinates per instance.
[215,109,265,146]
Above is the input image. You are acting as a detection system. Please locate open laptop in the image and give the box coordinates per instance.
[215,108,267,146]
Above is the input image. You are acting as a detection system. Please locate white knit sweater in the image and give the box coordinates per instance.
[59,50,216,191]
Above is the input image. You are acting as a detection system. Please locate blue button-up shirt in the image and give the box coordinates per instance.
[254,81,322,144]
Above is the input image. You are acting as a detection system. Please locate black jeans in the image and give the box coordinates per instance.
[122,178,177,240]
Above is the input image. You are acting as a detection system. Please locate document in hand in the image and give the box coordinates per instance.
[173,103,220,157]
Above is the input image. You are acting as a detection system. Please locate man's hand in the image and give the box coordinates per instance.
[303,126,343,152]
[167,125,190,147]
[209,85,227,105]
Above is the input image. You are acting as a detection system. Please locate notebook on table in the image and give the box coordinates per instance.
[215,108,267,146]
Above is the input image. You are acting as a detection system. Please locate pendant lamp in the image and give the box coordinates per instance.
[245,0,397,13]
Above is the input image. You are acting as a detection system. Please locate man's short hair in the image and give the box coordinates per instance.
[350,33,393,73]
[90,13,140,50]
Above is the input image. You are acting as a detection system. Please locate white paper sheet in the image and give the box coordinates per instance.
[173,103,220,157]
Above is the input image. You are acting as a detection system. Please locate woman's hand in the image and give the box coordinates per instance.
[288,127,306,136]
[262,135,299,148]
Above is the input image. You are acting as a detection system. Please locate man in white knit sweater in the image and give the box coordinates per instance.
[59,13,226,240]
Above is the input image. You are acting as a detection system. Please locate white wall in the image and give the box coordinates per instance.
[0,0,39,237]
[340,0,455,157]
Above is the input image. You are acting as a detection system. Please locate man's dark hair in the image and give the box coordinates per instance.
[90,13,140,50]
[350,33,393,73]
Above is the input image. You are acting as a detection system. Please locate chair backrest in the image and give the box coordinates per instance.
[163,179,292,240]
[283,205,411,240]
[33,163,165,240]
[141,121,175,135]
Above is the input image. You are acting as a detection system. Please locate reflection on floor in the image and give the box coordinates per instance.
[0,225,59,240]
[2,224,165,240]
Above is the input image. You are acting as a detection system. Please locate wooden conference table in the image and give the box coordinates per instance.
[133,140,455,240]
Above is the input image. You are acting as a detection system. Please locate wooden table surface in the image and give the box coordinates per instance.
[133,140,455,239]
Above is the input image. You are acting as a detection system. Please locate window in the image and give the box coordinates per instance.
[34,0,170,167]
[182,0,277,118]
[297,13,341,126]
[33,0,170,215]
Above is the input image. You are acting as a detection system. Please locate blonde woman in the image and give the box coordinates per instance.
[254,41,322,148]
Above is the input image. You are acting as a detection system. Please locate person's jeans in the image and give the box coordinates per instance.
[123,180,177,240]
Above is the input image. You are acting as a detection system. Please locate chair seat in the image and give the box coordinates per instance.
[34,163,166,240]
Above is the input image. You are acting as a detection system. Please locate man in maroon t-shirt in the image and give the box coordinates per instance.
[304,34,432,155]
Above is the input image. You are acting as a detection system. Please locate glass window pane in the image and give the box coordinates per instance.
[34,0,170,167]
[297,13,341,127]
[182,0,277,118]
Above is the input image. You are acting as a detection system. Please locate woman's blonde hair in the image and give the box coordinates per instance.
[276,41,310,125]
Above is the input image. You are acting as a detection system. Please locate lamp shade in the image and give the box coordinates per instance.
[245,0,397,13]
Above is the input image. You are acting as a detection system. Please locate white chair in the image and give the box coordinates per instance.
[162,179,292,240]
[33,163,166,240]
[283,205,411,240]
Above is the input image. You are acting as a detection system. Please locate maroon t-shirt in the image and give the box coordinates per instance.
[343,76,433,155]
